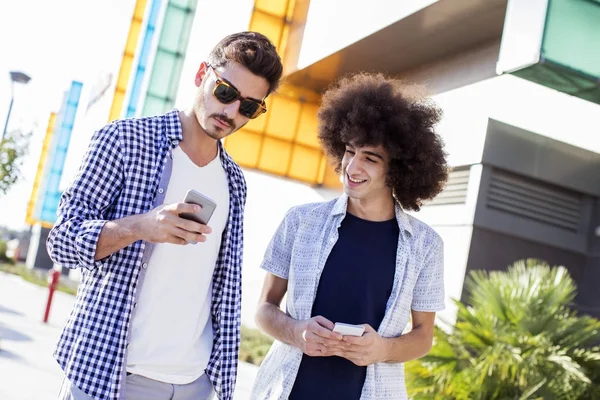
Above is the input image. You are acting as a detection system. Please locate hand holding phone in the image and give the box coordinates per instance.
[295,316,343,358]
[179,189,217,225]
[332,322,365,337]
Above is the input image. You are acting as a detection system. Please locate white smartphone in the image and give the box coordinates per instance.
[179,189,217,225]
[332,322,365,337]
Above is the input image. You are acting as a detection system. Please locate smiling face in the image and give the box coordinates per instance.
[192,62,270,140]
[341,143,393,203]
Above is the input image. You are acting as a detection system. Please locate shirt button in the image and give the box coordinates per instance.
[158,188,164,194]
[172,140,178,145]
[133,302,137,308]
[142,263,148,269]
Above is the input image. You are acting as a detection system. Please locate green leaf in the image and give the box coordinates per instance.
[406,259,600,399]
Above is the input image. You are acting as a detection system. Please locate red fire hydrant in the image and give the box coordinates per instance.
[43,269,61,323]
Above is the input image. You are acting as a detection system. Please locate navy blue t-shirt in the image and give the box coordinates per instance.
[289,212,399,400]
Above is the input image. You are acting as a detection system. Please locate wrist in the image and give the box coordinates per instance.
[124,214,145,242]
[288,319,302,348]
[378,337,392,363]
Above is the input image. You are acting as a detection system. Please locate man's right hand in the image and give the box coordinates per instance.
[135,203,212,245]
[293,315,343,357]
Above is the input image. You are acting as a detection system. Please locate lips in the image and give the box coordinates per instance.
[346,173,366,187]
[214,117,230,129]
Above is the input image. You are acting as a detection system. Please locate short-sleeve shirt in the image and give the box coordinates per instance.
[289,213,399,399]
[251,194,445,399]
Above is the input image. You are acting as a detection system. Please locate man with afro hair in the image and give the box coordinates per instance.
[251,72,448,399]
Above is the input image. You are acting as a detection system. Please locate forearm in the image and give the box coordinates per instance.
[95,214,144,260]
[382,326,433,363]
[256,302,299,347]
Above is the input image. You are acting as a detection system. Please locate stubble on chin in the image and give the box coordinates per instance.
[206,122,236,140]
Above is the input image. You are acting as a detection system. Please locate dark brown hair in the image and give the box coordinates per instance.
[318,73,448,211]
[208,31,283,95]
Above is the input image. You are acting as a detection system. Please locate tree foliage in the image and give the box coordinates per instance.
[0,130,31,196]
[406,259,600,400]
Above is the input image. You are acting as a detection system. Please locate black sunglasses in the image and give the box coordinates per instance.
[208,65,267,119]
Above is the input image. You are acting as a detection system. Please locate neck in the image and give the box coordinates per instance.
[346,194,395,221]
[178,108,218,167]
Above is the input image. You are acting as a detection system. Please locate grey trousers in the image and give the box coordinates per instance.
[58,373,215,400]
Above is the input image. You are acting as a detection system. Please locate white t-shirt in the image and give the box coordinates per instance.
[126,145,230,384]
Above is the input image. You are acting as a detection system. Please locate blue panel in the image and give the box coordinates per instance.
[32,93,68,221]
[126,0,163,118]
[39,81,83,224]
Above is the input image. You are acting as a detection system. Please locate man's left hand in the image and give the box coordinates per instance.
[332,324,388,366]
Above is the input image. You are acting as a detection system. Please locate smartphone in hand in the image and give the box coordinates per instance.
[333,322,365,337]
[179,189,217,225]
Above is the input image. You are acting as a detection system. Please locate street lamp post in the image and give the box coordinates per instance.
[2,70,31,140]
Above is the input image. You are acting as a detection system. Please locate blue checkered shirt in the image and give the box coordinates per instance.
[47,110,246,400]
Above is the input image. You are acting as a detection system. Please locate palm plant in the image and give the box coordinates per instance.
[406,259,600,400]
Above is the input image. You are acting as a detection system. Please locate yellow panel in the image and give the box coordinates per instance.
[249,11,285,49]
[125,20,143,55]
[287,145,321,183]
[109,92,126,122]
[225,129,262,167]
[258,138,292,175]
[29,220,55,229]
[285,0,296,20]
[116,57,134,91]
[107,0,147,122]
[40,221,55,229]
[321,161,342,189]
[295,102,319,148]
[317,153,326,182]
[279,23,290,59]
[265,94,301,140]
[243,112,267,133]
[26,113,55,225]
[254,0,289,17]
[244,0,330,184]
[133,0,147,18]
[277,83,321,103]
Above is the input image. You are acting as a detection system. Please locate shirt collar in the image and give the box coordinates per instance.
[164,109,184,144]
[330,193,413,237]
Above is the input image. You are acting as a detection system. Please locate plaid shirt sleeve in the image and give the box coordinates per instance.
[260,208,300,279]
[47,122,124,270]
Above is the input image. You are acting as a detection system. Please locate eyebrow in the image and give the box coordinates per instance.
[348,145,385,161]
[363,150,385,160]
[219,75,263,103]
[346,144,385,160]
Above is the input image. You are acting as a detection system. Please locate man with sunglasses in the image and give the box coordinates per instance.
[48,31,283,400]
[251,73,448,399]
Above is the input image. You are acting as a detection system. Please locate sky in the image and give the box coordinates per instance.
[0,0,137,231]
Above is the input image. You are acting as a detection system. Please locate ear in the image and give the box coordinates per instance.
[194,62,209,87]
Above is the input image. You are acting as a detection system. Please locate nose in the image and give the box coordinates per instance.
[346,155,361,175]
[223,100,241,119]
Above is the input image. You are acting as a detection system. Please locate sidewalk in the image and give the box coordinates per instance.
[0,271,258,399]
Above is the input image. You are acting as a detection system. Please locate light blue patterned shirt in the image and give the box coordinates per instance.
[251,194,445,399]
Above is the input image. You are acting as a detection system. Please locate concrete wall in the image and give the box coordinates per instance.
[25,225,53,271]
[465,226,599,319]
